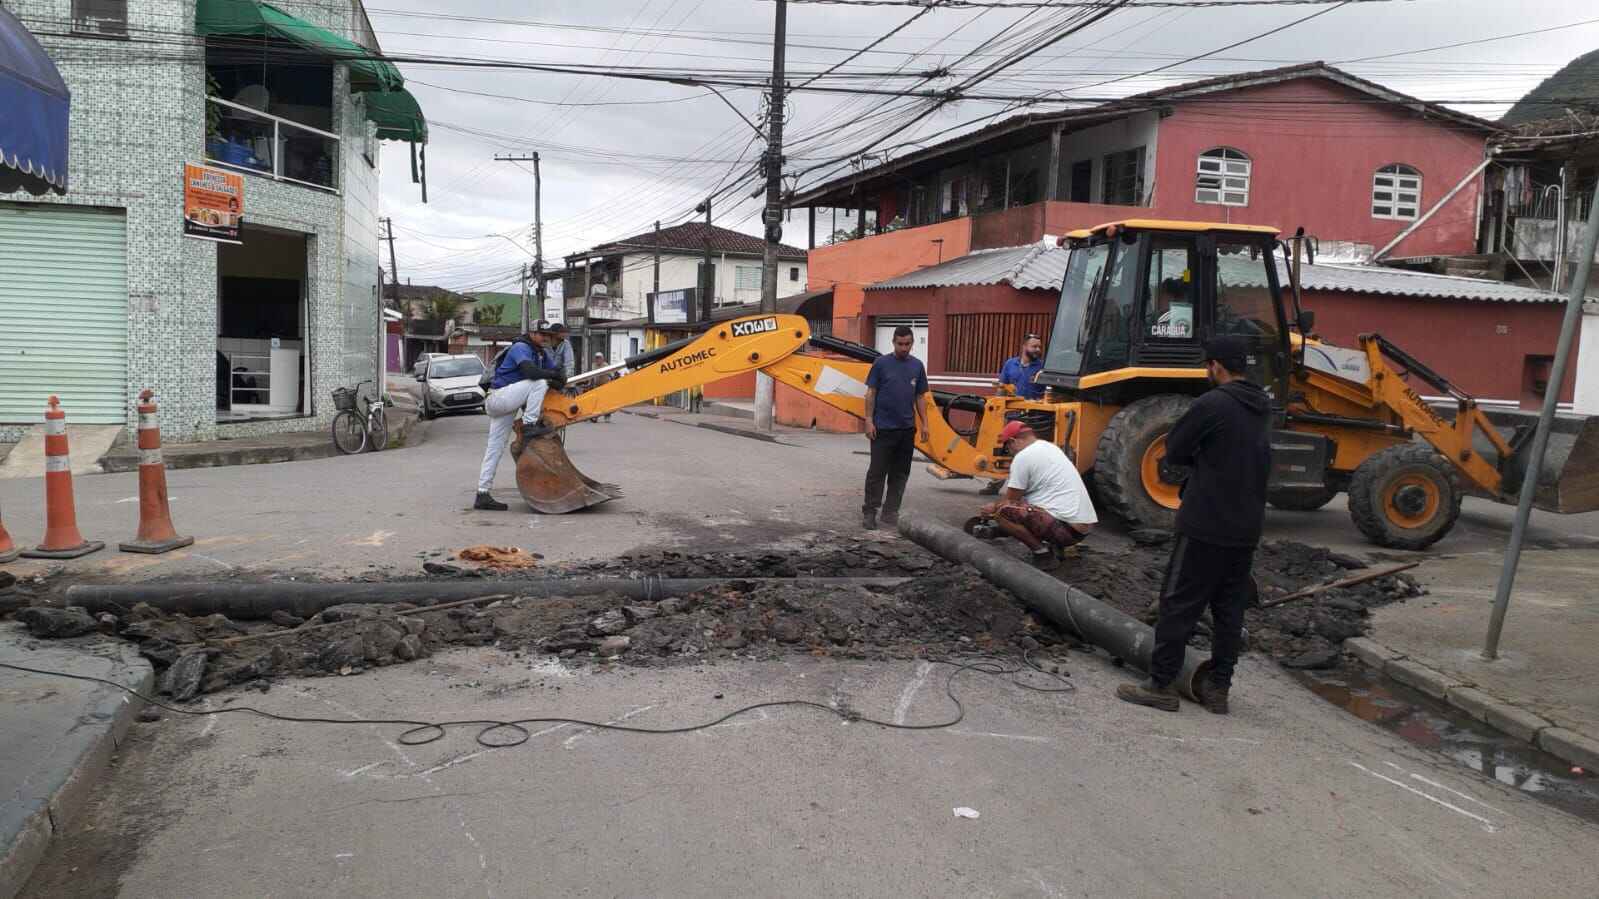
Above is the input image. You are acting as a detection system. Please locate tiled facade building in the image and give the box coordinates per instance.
[0,0,425,442]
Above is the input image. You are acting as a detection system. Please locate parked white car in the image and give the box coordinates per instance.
[417,355,487,419]
[411,352,449,378]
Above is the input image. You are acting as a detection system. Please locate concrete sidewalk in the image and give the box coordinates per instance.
[0,629,152,899]
[1349,547,1599,772]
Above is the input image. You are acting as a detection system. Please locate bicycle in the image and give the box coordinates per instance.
[331,380,393,454]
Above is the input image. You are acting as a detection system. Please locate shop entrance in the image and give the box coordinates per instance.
[217,226,309,420]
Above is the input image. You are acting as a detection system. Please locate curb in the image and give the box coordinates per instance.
[0,643,153,899]
[97,409,423,474]
[1341,636,1599,773]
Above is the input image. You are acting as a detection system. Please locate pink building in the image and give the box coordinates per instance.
[794,62,1500,352]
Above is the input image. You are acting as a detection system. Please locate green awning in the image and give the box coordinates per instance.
[365,88,427,144]
[196,0,403,92]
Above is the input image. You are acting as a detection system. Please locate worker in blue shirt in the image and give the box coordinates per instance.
[863,326,929,530]
[474,320,566,511]
[997,333,1045,400]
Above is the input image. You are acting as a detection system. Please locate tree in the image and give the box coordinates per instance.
[425,292,465,323]
[476,303,505,325]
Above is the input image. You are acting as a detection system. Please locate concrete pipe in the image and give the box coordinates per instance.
[63,577,910,621]
[897,517,1210,701]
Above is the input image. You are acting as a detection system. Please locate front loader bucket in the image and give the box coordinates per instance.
[515,434,624,514]
[1482,410,1599,513]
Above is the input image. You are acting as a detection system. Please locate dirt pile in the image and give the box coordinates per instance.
[1056,538,1424,668]
[7,533,1422,696]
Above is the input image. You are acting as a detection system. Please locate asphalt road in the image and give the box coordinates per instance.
[20,650,1599,898]
[3,410,1598,583]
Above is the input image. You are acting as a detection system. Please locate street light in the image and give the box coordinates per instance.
[487,233,535,258]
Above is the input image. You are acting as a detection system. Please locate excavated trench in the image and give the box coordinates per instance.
[4,532,1424,701]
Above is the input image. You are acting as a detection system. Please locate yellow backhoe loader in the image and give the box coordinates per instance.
[517,219,1599,550]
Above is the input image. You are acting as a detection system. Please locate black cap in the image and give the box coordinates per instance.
[532,319,552,333]
[547,322,569,334]
[1203,335,1249,372]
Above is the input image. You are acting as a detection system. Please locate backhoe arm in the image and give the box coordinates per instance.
[540,314,812,426]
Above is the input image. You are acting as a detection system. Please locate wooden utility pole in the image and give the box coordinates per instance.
[696,197,713,320]
[380,217,400,306]
[493,152,543,331]
[754,0,788,432]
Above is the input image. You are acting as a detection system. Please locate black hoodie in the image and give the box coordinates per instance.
[1165,380,1272,548]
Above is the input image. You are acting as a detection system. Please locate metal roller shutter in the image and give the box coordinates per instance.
[0,204,128,424]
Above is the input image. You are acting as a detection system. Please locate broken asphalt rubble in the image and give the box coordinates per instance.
[6,534,1423,698]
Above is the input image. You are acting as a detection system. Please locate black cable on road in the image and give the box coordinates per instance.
[0,653,1073,751]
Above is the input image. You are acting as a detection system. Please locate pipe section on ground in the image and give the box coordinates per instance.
[63,577,909,621]
[898,517,1210,701]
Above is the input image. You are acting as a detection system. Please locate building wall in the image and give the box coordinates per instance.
[1303,289,1576,405]
[863,285,1053,376]
[1152,78,1488,258]
[807,219,971,293]
[1059,110,1162,205]
[612,252,808,315]
[1,0,382,443]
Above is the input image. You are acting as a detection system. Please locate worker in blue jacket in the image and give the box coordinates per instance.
[474,320,566,511]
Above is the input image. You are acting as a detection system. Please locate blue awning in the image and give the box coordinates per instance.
[0,5,70,196]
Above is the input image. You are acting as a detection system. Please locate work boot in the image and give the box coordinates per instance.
[473,492,509,512]
[879,509,899,528]
[1115,679,1180,712]
[509,420,526,459]
[1031,548,1059,571]
[979,479,1003,496]
[863,511,878,531]
[1202,680,1230,715]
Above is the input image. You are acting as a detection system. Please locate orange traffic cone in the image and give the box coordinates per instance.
[22,396,104,559]
[120,390,192,554]
[0,501,17,563]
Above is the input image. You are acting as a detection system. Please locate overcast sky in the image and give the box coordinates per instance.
[370,0,1599,294]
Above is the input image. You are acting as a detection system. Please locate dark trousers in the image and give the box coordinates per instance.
[1150,535,1255,689]
[863,427,916,517]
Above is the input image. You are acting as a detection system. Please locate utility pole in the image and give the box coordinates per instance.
[519,262,529,332]
[753,0,787,432]
[653,220,662,310]
[494,151,543,329]
[694,197,712,320]
[380,217,400,308]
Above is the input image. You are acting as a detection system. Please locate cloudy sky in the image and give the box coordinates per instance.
[369,0,1599,293]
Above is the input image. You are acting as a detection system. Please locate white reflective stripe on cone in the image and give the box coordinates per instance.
[139,449,163,466]
[138,413,158,429]
[44,419,66,436]
[45,455,70,472]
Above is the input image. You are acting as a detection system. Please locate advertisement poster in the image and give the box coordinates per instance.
[652,289,690,325]
[183,163,244,244]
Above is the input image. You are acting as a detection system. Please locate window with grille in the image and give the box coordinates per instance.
[735,266,762,291]
[72,0,127,34]
[1372,164,1422,220]
[945,313,1053,374]
[789,266,800,282]
[1102,148,1145,206]
[1196,148,1250,206]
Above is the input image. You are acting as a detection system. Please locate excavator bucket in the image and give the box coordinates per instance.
[1493,411,1599,514]
[515,434,624,514]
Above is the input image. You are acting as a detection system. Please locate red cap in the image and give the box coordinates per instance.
[999,420,1031,442]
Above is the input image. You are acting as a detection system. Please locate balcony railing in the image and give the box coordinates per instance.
[205,96,339,193]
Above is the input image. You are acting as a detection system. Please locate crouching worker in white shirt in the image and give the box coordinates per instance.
[977,419,1097,571]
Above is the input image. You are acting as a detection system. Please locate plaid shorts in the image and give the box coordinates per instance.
[997,502,1086,548]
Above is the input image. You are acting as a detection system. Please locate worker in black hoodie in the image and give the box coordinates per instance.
[1117,334,1271,714]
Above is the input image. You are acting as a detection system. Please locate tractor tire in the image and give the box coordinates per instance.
[1094,394,1193,530]
[1268,483,1339,511]
[1347,444,1462,550]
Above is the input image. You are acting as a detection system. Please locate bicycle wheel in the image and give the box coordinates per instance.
[366,407,389,452]
[331,410,367,455]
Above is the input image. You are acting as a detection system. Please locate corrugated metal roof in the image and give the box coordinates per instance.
[871,243,1586,304]
[1293,262,1581,304]
[868,245,1067,291]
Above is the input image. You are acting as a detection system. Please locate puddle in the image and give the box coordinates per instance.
[1293,666,1599,824]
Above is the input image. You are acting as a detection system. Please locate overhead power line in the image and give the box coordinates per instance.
[778,0,1401,6]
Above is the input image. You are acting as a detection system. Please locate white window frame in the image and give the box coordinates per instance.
[734,265,762,291]
[1372,164,1422,221]
[1196,147,1251,207]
